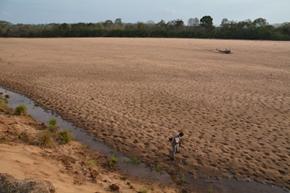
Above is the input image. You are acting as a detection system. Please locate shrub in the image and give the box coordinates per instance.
[107,155,118,169]
[14,105,27,115]
[0,97,8,111]
[37,131,54,147]
[129,156,141,165]
[176,173,187,185]
[109,184,120,191]
[57,130,72,144]
[48,118,57,132]
[154,163,162,173]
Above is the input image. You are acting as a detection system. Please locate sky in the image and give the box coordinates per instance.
[0,0,290,25]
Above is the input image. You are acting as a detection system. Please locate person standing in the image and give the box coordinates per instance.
[169,131,184,160]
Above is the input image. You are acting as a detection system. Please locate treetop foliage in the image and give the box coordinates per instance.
[0,17,289,40]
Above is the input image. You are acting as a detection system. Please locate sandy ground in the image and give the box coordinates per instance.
[0,104,177,193]
[0,38,289,188]
[0,144,105,193]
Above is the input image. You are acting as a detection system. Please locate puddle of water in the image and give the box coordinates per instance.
[1,86,289,193]
[0,86,172,184]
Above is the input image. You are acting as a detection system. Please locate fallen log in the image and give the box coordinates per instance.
[216,48,232,54]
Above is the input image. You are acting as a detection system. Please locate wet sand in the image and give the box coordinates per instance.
[0,38,289,189]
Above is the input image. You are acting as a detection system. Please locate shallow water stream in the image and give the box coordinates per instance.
[0,86,288,193]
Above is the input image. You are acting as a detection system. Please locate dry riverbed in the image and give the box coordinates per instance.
[0,38,289,190]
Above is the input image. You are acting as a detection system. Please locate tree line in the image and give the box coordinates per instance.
[0,16,290,40]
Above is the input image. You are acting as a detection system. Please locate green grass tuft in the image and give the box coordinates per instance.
[154,163,162,173]
[129,156,141,165]
[14,105,27,115]
[48,118,57,132]
[57,130,73,144]
[107,155,118,169]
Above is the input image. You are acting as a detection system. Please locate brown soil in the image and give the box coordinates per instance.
[0,38,289,188]
[0,100,177,193]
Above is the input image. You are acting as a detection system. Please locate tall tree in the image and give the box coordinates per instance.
[114,18,122,25]
[137,22,145,30]
[200,16,213,28]
[221,18,230,27]
[188,18,199,26]
[103,20,113,27]
[253,18,268,27]
[168,19,184,28]
[157,20,167,28]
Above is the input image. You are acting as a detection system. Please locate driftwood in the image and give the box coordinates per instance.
[216,48,232,54]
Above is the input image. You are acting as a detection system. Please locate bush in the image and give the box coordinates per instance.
[129,156,141,165]
[0,97,8,111]
[14,105,27,115]
[176,173,187,185]
[57,130,72,144]
[48,118,57,132]
[154,163,162,173]
[37,131,54,147]
[107,155,118,169]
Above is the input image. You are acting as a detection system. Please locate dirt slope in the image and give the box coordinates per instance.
[0,102,177,193]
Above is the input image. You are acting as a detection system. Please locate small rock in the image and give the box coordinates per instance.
[39,123,46,129]
[120,176,126,181]
[109,183,120,191]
